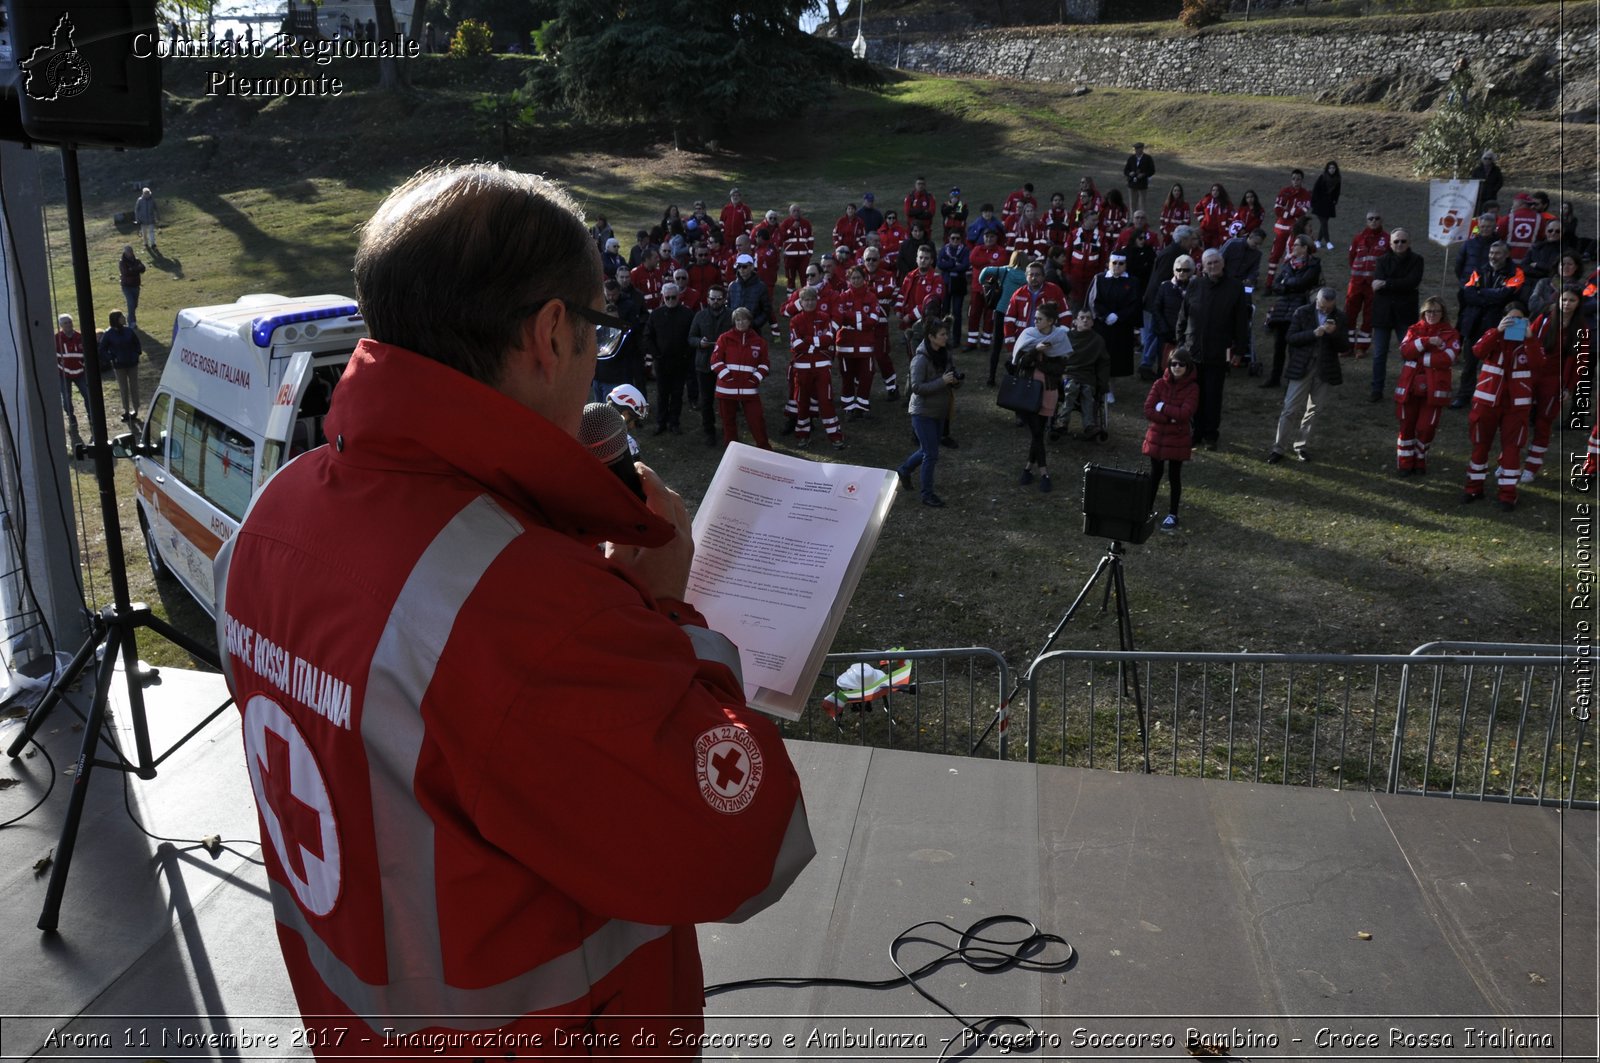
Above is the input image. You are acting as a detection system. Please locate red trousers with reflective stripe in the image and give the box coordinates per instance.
[719,395,772,448]
[1466,403,1530,502]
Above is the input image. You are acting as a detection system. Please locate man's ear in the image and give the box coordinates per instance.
[520,300,568,382]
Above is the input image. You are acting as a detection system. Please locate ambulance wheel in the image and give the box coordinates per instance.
[141,512,172,581]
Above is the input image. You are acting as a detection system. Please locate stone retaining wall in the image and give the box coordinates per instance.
[862,15,1596,122]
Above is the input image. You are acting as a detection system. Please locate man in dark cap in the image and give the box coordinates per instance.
[1123,142,1156,214]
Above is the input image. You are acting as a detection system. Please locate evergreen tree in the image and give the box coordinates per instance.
[534,1,877,149]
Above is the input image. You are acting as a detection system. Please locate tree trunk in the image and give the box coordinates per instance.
[825,1,845,38]
[410,0,431,45]
[373,0,409,91]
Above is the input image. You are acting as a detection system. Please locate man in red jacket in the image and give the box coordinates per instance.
[720,186,752,240]
[215,164,811,1057]
[775,204,815,291]
[903,176,935,232]
[1269,168,1312,275]
[1461,304,1544,508]
[1344,208,1390,356]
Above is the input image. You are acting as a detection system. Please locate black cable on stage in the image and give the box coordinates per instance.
[704,914,1075,1060]
[0,732,55,829]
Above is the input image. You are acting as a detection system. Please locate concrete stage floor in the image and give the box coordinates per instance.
[0,663,1594,1060]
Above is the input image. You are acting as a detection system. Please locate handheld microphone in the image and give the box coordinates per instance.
[579,402,647,501]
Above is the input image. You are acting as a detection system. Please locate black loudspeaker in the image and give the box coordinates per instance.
[2,1,161,148]
[1082,463,1156,545]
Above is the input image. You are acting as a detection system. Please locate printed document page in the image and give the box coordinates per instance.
[687,443,896,720]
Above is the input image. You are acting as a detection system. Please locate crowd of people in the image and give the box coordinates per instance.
[586,150,1594,516]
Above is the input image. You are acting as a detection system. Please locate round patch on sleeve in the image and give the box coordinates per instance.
[695,724,765,814]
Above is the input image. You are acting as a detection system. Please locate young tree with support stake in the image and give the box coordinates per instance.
[1412,57,1521,180]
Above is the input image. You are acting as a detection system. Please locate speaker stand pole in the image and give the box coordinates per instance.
[4,147,223,932]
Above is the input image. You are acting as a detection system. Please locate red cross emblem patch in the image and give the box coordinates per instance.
[695,724,764,814]
[242,694,343,915]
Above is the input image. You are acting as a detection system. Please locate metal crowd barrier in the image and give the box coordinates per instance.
[785,647,1012,759]
[1020,644,1592,809]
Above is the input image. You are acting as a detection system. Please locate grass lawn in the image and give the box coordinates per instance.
[42,59,1589,701]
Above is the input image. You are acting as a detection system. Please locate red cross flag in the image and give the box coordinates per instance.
[1429,178,1480,247]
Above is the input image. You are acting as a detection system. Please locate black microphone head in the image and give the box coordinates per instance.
[579,402,630,465]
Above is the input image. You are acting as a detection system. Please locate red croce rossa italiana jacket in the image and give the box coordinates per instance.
[216,339,812,1057]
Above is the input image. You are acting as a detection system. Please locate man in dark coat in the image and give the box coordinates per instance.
[1469,150,1503,216]
[688,286,733,446]
[1123,142,1156,214]
[644,283,697,434]
[1140,225,1199,379]
[1366,227,1426,401]
[1175,248,1252,449]
[612,265,649,389]
[1453,241,1526,407]
[1267,288,1348,464]
[726,255,772,333]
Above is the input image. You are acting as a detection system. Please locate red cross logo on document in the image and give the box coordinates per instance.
[243,694,343,915]
[695,724,764,814]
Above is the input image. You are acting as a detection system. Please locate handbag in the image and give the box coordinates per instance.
[982,273,1003,310]
[996,373,1043,414]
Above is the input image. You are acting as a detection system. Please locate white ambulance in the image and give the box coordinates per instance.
[130,294,367,616]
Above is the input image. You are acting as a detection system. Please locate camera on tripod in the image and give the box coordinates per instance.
[1081,463,1156,545]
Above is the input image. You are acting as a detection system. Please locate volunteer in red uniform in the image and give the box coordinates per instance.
[1526,288,1586,482]
[712,306,773,448]
[877,210,908,271]
[752,230,782,292]
[1069,176,1103,228]
[1098,189,1130,238]
[687,244,721,295]
[1003,261,1068,348]
[1496,192,1553,264]
[1002,182,1037,229]
[1393,297,1460,475]
[1345,209,1391,356]
[55,313,88,437]
[1066,212,1107,310]
[903,176,935,233]
[1158,183,1190,240]
[1269,169,1312,275]
[1461,303,1545,509]
[630,248,666,311]
[720,186,752,239]
[1043,191,1071,250]
[1231,190,1265,242]
[863,246,901,397]
[833,264,884,417]
[785,286,844,448]
[215,164,811,1058]
[898,245,948,356]
[1008,201,1049,261]
[833,203,867,255]
[1194,183,1233,250]
[775,204,814,291]
[967,227,1009,350]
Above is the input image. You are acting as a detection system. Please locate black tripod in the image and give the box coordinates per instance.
[971,541,1151,772]
[4,148,224,932]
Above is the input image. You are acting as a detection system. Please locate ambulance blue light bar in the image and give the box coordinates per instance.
[251,304,362,348]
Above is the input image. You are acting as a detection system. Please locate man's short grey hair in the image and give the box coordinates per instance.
[1200,248,1223,262]
[1318,286,1338,302]
[1490,240,1510,253]
[1173,225,1197,244]
[660,283,680,296]
[355,164,594,386]
[1478,212,1497,227]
